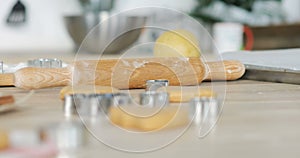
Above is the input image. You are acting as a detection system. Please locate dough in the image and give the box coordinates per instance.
[158,86,216,103]
[109,105,188,131]
[154,29,201,57]
[0,131,9,150]
[60,85,119,100]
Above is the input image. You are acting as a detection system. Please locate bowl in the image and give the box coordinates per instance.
[64,12,147,54]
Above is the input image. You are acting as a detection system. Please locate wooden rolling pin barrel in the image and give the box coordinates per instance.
[0,58,245,90]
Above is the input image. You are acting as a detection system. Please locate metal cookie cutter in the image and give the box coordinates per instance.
[64,94,102,117]
[42,121,86,149]
[8,129,44,148]
[27,58,63,68]
[140,91,169,107]
[63,94,85,117]
[189,97,219,126]
[146,79,169,91]
[98,93,132,114]
[63,93,131,117]
[0,61,3,73]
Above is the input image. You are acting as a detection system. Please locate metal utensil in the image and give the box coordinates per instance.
[189,97,219,126]
[27,58,63,68]
[146,79,169,91]
[42,121,86,149]
[222,49,300,84]
[140,91,169,108]
[6,0,26,24]
[64,12,147,54]
[243,64,300,84]
[63,94,84,117]
[63,93,131,117]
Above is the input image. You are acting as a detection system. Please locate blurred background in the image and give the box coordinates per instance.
[0,0,299,54]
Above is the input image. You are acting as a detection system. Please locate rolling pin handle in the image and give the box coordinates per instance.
[14,67,71,89]
[204,60,245,81]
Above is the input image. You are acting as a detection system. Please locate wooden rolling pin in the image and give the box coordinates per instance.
[0,58,245,90]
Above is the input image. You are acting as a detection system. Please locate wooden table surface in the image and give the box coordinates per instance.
[1,53,300,158]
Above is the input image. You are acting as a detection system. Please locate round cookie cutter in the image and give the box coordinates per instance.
[27,58,63,68]
[140,91,169,108]
[146,79,169,91]
[63,93,132,117]
[189,97,219,126]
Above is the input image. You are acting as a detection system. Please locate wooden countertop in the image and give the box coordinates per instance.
[1,53,300,157]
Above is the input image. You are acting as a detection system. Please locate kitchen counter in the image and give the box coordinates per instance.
[1,53,300,158]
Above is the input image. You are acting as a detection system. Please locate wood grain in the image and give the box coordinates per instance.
[14,67,71,89]
[204,60,245,81]
[73,57,206,89]
[250,24,300,50]
[0,73,14,86]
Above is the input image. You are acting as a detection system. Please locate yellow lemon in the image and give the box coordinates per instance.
[154,29,201,57]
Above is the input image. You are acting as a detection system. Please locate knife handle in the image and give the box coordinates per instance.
[204,60,245,81]
[14,67,71,89]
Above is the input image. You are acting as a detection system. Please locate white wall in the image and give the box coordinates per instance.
[282,0,300,23]
[0,0,82,53]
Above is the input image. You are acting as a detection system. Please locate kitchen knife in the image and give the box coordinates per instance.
[0,57,245,89]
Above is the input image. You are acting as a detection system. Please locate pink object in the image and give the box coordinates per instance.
[0,142,58,158]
